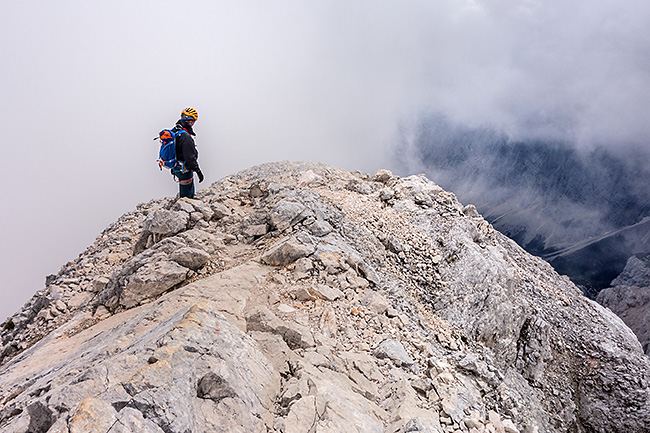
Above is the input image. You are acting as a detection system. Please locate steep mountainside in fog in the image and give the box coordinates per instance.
[398,114,650,294]
[1,162,649,433]
[598,254,650,355]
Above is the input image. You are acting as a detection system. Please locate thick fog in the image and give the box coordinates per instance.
[1,0,649,321]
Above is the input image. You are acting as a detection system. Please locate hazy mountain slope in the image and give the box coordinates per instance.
[1,161,648,433]
[598,254,650,355]
[397,114,650,293]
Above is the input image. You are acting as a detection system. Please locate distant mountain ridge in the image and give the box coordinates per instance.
[398,114,650,294]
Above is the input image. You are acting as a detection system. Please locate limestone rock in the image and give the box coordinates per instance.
[261,236,316,266]
[373,339,414,366]
[69,398,118,433]
[373,169,394,183]
[310,284,343,301]
[268,200,310,232]
[611,254,650,287]
[170,247,210,270]
[210,201,232,219]
[1,161,649,433]
[120,260,188,308]
[598,255,650,354]
[245,306,316,349]
[142,210,189,236]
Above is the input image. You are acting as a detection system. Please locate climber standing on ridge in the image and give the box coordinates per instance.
[172,107,204,199]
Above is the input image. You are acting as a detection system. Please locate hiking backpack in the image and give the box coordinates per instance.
[154,128,187,170]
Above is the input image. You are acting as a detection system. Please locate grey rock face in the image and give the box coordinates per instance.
[1,161,649,433]
[261,235,316,266]
[142,210,189,236]
[268,200,310,232]
[598,284,650,355]
[373,339,415,366]
[120,260,188,308]
[170,247,211,270]
[597,254,650,355]
[611,254,650,287]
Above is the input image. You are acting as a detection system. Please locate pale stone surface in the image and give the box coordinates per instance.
[598,255,650,354]
[1,161,649,433]
[170,246,211,270]
[373,339,415,366]
[261,236,316,266]
[69,398,118,433]
[268,200,309,232]
[120,260,188,308]
[142,209,189,235]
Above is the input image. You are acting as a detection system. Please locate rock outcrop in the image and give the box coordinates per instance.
[1,161,649,433]
[598,254,650,355]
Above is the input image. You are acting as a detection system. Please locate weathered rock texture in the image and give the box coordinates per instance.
[1,161,649,433]
[598,254,650,355]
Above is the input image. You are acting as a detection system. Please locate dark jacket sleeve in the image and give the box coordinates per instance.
[176,133,200,172]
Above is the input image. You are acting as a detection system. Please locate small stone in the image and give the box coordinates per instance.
[142,210,189,236]
[242,224,268,238]
[463,204,481,217]
[372,339,415,366]
[172,199,195,214]
[306,219,333,237]
[269,200,309,232]
[197,372,237,402]
[268,292,280,304]
[294,258,314,274]
[488,411,505,433]
[361,291,390,314]
[464,416,483,430]
[291,287,316,302]
[310,284,343,301]
[277,304,296,313]
[170,247,210,270]
[373,169,394,183]
[503,419,520,433]
[93,305,110,317]
[386,307,399,318]
[272,274,287,285]
[261,237,315,266]
[211,202,232,219]
[93,276,110,293]
[379,188,395,201]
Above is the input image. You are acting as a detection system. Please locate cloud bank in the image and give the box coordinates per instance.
[1,0,649,320]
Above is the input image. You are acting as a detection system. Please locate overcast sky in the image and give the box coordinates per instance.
[1,0,649,321]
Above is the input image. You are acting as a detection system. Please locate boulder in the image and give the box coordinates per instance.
[261,237,315,266]
[268,200,310,232]
[246,306,315,349]
[69,398,118,433]
[142,210,189,236]
[120,261,188,308]
[372,169,394,183]
[373,339,415,366]
[211,202,232,219]
[170,247,210,270]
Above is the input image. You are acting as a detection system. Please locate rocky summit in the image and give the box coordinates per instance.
[1,161,649,433]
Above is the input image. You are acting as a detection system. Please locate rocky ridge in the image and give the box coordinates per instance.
[597,254,650,355]
[1,161,649,433]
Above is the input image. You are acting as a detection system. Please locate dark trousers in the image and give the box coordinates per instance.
[173,168,195,199]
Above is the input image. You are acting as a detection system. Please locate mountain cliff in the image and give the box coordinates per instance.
[597,254,650,355]
[1,161,649,433]
[396,114,650,295]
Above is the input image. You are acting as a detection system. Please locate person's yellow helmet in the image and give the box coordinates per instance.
[181,107,198,121]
